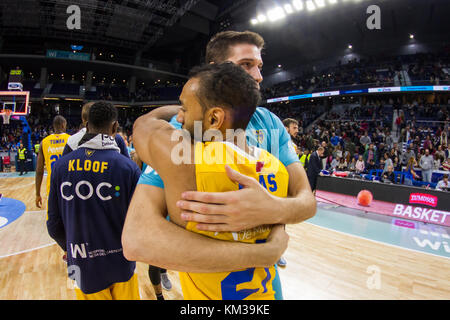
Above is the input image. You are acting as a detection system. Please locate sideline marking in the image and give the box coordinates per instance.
[304,221,450,260]
[0,242,56,259]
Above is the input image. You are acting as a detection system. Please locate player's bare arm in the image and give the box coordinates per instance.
[35,142,45,208]
[178,159,316,232]
[122,184,288,273]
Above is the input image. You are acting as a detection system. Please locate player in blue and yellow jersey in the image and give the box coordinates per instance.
[47,102,141,300]
[123,31,316,300]
[132,63,290,300]
[35,115,70,209]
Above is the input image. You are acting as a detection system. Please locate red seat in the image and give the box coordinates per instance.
[3,156,11,172]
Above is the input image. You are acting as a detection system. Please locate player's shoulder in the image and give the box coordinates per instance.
[41,134,53,143]
[258,147,288,173]
[251,107,283,127]
[53,148,79,172]
[110,151,140,172]
[67,129,84,142]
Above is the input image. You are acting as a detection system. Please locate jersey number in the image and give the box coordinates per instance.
[50,154,62,169]
[220,239,272,300]
[220,267,272,300]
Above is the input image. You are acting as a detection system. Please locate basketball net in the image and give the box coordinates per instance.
[2,110,12,124]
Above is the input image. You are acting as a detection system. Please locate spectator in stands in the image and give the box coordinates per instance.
[364,143,377,165]
[382,165,396,184]
[360,131,371,147]
[419,149,434,183]
[330,156,340,172]
[382,152,393,174]
[393,156,402,172]
[333,145,343,159]
[443,157,450,171]
[348,157,356,172]
[337,157,347,171]
[436,174,449,191]
[404,157,419,186]
[355,155,365,174]
[423,135,433,151]
[330,132,340,147]
[366,159,377,173]
[385,131,394,149]
[402,146,415,166]
[434,153,442,170]
[435,145,446,162]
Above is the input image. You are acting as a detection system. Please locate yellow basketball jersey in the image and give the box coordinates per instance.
[178,141,289,300]
[42,133,70,194]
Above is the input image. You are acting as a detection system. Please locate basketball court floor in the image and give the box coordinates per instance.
[1,172,449,300]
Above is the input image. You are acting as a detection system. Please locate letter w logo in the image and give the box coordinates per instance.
[70,243,87,258]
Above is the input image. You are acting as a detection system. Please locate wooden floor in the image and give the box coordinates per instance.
[0,175,449,300]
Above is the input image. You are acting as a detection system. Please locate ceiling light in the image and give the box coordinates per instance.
[314,0,326,8]
[284,4,294,14]
[348,44,353,49]
[257,14,267,23]
[306,0,316,11]
[410,34,414,39]
[250,18,259,25]
[292,0,304,11]
[267,7,286,22]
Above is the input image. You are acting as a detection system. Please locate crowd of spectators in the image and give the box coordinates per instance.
[285,100,449,190]
[262,52,450,101]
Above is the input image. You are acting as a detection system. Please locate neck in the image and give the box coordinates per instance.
[88,129,112,136]
[224,129,251,154]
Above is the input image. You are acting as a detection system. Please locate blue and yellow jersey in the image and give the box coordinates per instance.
[178,141,289,300]
[42,133,70,195]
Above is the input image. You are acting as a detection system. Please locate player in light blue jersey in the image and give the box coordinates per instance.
[123,31,316,300]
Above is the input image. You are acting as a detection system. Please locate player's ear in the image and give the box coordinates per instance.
[206,107,225,130]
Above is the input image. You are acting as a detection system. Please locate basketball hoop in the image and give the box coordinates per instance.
[2,110,13,124]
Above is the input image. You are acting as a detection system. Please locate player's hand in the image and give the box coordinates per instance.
[265,224,289,265]
[177,165,278,232]
[36,195,42,208]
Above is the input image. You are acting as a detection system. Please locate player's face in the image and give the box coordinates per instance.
[288,123,299,138]
[225,43,263,87]
[177,78,205,137]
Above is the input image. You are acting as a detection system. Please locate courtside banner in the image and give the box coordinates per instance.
[316,176,450,227]
[316,190,450,227]
[265,85,447,104]
[409,193,438,207]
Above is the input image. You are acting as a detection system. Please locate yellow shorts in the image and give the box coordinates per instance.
[74,273,140,300]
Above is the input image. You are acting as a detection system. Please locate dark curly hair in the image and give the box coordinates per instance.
[188,62,261,129]
[88,101,118,131]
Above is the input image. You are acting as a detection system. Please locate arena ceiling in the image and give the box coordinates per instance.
[0,0,244,61]
[0,0,449,75]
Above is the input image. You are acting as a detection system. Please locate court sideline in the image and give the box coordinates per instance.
[0,175,449,299]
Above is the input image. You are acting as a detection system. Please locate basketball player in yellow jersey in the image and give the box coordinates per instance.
[133,62,290,300]
[35,115,70,209]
